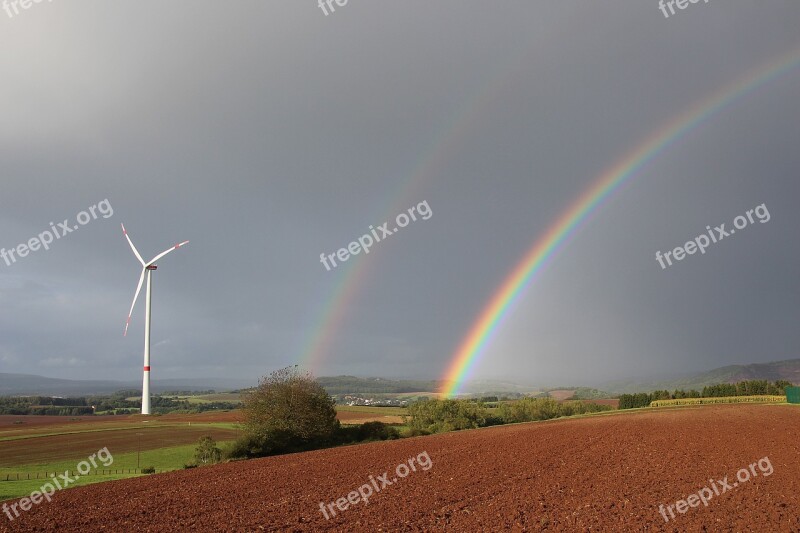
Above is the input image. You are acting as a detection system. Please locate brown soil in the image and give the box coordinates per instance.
[0,415,130,429]
[0,408,394,429]
[2,404,799,531]
[156,411,242,424]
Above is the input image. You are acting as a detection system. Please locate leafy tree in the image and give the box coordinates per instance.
[356,421,400,441]
[241,367,339,455]
[500,398,611,421]
[499,397,560,423]
[406,399,488,433]
[651,390,671,401]
[619,393,652,409]
[193,435,222,466]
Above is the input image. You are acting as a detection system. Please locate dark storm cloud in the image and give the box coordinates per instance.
[0,1,797,387]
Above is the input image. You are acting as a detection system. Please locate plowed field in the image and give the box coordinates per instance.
[3,404,799,532]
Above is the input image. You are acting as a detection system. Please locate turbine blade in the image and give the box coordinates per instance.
[145,240,189,267]
[124,269,146,337]
[121,224,145,266]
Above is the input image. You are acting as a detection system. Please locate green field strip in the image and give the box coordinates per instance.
[0,440,235,502]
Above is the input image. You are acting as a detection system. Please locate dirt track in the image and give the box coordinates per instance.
[3,404,799,531]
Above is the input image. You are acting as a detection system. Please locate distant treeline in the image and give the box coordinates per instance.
[0,390,239,416]
[0,396,94,416]
[552,388,612,400]
[317,376,440,394]
[618,380,793,409]
[406,398,612,433]
[161,390,218,396]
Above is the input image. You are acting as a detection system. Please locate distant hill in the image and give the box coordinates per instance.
[316,376,442,395]
[1,373,532,398]
[316,376,534,396]
[7,358,796,398]
[0,373,254,396]
[599,358,800,394]
[544,387,613,400]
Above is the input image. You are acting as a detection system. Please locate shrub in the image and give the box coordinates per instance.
[224,434,269,460]
[401,427,431,438]
[619,393,653,409]
[650,395,786,407]
[499,398,611,422]
[332,424,361,444]
[241,367,339,456]
[483,413,505,427]
[409,399,468,432]
[356,421,400,441]
[406,399,488,433]
[193,435,222,466]
[499,398,561,424]
[141,466,156,474]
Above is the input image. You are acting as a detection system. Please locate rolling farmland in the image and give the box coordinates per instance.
[2,404,799,531]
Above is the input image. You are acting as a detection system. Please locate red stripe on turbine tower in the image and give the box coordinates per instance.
[143,366,151,371]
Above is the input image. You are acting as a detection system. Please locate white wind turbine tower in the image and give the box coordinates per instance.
[121,223,189,415]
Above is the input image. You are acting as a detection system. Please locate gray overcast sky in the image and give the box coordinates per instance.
[0,1,798,387]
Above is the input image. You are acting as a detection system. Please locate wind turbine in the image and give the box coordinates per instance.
[121,223,189,415]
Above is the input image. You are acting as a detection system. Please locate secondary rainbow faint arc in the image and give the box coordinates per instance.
[442,46,800,397]
[297,51,530,374]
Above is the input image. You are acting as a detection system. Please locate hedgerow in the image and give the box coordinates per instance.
[650,395,786,407]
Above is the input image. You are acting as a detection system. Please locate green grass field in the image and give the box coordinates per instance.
[0,441,235,501]
[0,412,243,502]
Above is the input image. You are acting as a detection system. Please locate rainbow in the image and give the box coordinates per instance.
[297,53,527,373]
[441,47,800,397]
[298,97,490,371]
